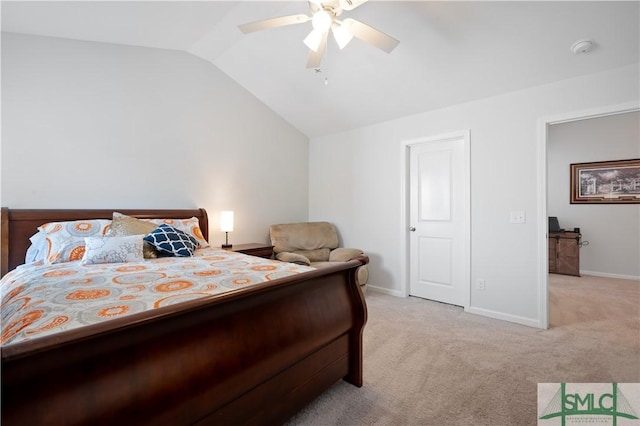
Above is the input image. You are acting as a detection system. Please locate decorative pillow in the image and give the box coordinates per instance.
[82,235,144,265]
[143,224,198,257]
[148,217,209,248]
[109,212,160,259]
[38,219,112,264]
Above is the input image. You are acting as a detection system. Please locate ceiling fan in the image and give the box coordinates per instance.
[238,0,399,69]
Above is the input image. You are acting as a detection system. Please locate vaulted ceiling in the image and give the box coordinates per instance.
[2,1,639,137]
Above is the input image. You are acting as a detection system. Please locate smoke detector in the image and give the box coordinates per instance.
[571,40,593,55]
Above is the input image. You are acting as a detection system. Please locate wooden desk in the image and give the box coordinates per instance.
[549,231,581,276]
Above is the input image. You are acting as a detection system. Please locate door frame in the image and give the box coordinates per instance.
[400,130,471,310]
[536,101,639,329]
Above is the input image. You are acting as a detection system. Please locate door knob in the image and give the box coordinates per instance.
[409,227,416,232]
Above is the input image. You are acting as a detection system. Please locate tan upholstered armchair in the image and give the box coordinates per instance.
[269,222,369,289]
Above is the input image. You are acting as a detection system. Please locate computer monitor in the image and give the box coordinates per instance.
[548,217,563,232]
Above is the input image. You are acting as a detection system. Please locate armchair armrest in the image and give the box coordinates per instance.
[276,252,311,266]
[329,248,364,262]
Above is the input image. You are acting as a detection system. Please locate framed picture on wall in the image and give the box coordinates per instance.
[570,159,640,204]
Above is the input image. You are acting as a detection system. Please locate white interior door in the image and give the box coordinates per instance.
[409,134,469,307]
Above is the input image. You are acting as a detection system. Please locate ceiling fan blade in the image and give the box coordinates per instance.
[238,14,310,34]
[306,31,328,68]
[342,18,399,53]
[340,0,369,11]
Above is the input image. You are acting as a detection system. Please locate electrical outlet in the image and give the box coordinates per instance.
[510,210,526,224]
[476,279,486,291]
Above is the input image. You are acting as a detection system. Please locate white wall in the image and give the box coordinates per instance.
[548,112,640,279]
[309,64,639,327]
[1,33,310,246]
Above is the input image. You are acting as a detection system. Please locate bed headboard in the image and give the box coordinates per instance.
[0,208,209,277]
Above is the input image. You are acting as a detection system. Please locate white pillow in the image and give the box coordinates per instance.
[25,231,47,263]
[82,235,144,265]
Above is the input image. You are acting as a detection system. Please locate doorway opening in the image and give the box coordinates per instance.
[538,102,639,329]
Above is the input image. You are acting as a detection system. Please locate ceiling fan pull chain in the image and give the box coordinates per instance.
[324,37,329,85]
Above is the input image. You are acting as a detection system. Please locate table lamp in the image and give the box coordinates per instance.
[220,211,234,248]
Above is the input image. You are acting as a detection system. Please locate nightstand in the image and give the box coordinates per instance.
[223,243,273,259]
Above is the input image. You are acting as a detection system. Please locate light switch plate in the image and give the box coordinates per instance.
[510,211,526,224]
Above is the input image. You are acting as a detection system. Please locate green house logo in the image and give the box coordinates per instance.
[539,383,639,426]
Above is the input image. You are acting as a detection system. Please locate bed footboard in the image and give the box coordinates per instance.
[1,257,368,425]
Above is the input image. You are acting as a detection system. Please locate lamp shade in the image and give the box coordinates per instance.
[311,10,333,33]
[332,22,353,50]
[304,29,324,52]
[220,211,234,232]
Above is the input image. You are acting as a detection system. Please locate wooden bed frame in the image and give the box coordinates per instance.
[0,208,368,425]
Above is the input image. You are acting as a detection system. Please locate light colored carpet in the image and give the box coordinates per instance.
[286,275,640,425]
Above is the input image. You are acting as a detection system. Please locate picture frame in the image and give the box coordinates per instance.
[570,159,640,204]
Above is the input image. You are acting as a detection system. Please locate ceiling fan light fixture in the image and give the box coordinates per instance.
[311,10,333,33]
[238,0,400,68]
[332,23,353,49]
[304,30,324,52]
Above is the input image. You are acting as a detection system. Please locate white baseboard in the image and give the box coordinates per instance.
[465,306,542,329]
[580,270,640,281]
[366,284,406,298]
[368,286,543,329]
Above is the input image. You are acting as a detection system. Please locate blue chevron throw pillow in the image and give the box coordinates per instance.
[143,224,198,257]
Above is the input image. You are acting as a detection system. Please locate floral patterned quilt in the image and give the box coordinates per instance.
[0,248,314,346]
